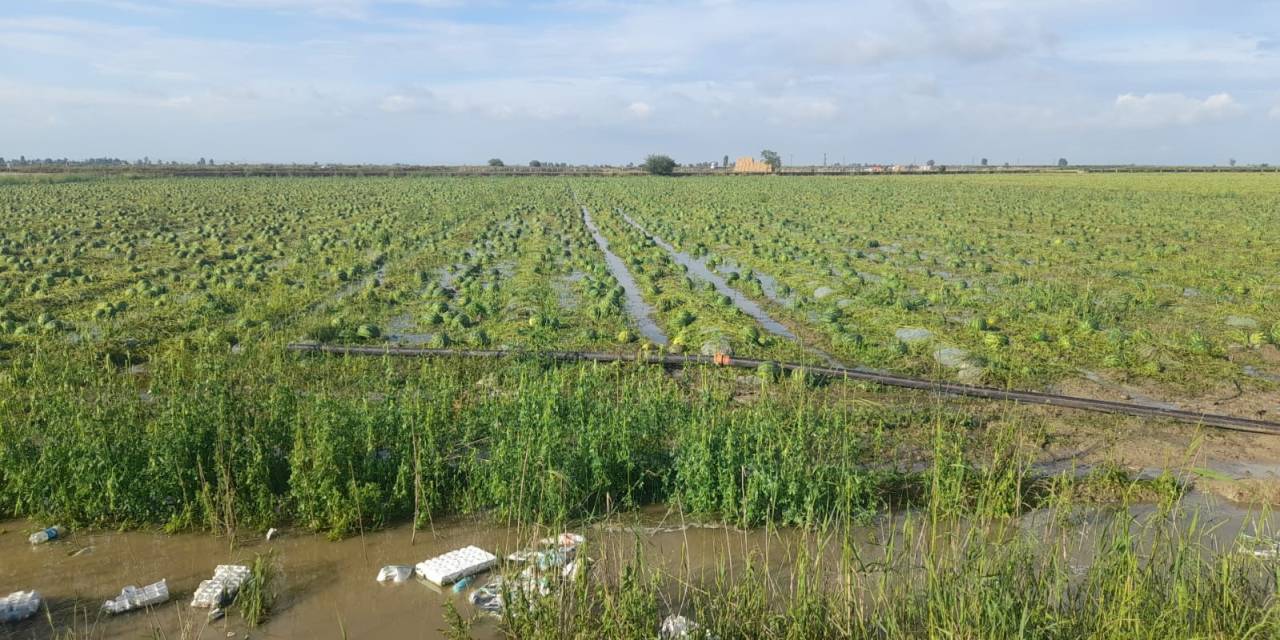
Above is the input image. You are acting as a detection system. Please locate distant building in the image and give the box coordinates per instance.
[733,156,773,173]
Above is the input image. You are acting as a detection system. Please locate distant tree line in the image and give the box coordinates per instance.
[1,156,134,168]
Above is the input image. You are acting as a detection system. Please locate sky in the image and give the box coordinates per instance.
[1,0,1277,165]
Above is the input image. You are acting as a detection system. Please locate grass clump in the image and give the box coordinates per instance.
[237,550,279,627]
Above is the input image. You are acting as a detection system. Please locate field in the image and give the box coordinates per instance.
[2,173,1280,637]
[2,174,1277,386]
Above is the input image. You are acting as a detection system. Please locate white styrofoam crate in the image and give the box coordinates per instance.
[190,565,250,608]
[414,546,497,586]
[0,591,42,623]
[102,580,169,615]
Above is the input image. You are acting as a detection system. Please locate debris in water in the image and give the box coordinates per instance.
[209,607,226,622]
[543,532,585,548]
[660,614,701,639]
[451,576,474,593]
[191,565,251,608]
[69,545,95,558]
[1239,533,1279,558]
[468,578,506,614]
[469,574,551,616]
[0,591,42,623]
[265,528,279,541]
[376,565,414,584]
[103,580,170,615]
[508,532,584,571]
[414,546,497,586]
[29,525,66,545]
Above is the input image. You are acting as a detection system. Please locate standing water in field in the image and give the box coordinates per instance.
[616,210,796,341]
[580,207,668,345]
[5,493,1278,639]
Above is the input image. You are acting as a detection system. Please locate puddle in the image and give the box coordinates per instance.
[895,327,934,344]
[332,264,386,304]
[932,346,984,383]
[714,261,792,306]
[553,272,584,311]
[1226,316,1260,329]
[579,207,668,345]
[1243,366,1280,383]
[616,210,795,341]
[933,347,971,369]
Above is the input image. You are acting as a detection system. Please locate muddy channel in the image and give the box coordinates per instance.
[3,494,1277,639]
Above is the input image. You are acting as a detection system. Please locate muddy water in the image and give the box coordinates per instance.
[4,495,1276,639]
[1,512,840,640]
[579,207,668,345]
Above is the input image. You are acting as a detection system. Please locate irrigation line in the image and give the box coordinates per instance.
[285,343,1280,435]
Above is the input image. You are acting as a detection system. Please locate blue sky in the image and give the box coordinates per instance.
[2,0,1277,165]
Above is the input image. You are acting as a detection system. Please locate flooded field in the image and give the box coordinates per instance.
[5,492,1278,639]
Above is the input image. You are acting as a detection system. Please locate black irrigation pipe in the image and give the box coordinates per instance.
[286,343,1280,435]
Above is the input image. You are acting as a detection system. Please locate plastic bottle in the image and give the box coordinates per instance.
[28,525,66,545]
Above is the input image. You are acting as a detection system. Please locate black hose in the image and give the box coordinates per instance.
[284,343,1280,435]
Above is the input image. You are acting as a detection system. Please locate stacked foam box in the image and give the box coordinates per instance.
[414,546,497,586]
[102,580,169,615]
[191,565,251,608]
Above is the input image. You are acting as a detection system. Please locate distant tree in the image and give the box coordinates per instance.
[926,159,936,167]
[761,149,782,171]
[198,157,206,166]
[529,160,542,167]
[1229,158,1237,167]
[488,158,504,167]
[642,154,677,176]
[722,154,730,168]
[1057,158,1069,167]
[980,158,989,166]
[208,158,215,166]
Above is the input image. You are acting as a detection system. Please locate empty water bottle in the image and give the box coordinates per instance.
[29,525,65,545]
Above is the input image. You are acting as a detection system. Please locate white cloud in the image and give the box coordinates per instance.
[1108,92,1244,128]
[170,0,461,19]
[626,101,652,119]
[2,0,1276,164]
[379,94,422,113]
